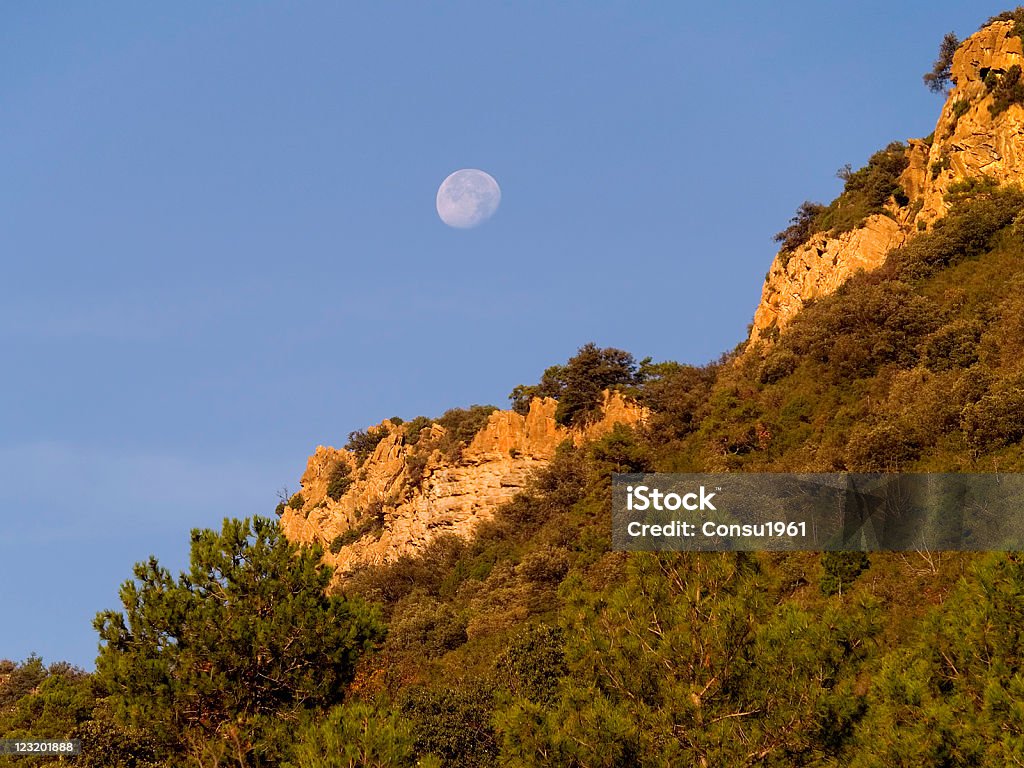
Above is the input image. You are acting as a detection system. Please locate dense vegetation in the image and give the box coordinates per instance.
[774,142,909,254]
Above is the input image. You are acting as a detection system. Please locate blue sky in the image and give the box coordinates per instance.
[0,2,1008,668]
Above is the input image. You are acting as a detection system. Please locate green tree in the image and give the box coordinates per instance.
[773,200,826,252]
[820,552,871,596]
[923,32,960,93]
[0,655,46,711]
[285,702,440,768]
[494,625,566,706]
[509,344,640,427]
[400,686,498,768]
[508,366,567,415]
[498,554,878,766]
[94,516,384,767]
[639,361,717,444]
[849,554,1024,766]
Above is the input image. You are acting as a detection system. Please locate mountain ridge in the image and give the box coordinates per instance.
[279,391,644,575]
[750,18,1024,344]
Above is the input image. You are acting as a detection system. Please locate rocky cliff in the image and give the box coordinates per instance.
[279,392,644,574]
[750,19,1024,344]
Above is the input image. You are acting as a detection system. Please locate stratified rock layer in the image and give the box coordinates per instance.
[279,393,644,573]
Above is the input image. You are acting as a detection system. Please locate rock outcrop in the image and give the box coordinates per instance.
[279,392,644,575]
[749,20,1024,344]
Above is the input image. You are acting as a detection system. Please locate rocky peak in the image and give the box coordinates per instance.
[279,392,644,576]
[749,20,1024,345]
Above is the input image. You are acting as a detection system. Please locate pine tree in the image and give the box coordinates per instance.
[94,516,384,766]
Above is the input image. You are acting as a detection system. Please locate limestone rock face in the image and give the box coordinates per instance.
[751,214,906,341]
[749,20,1024,345]
[279,392,644,575]
[917,21,1024,224]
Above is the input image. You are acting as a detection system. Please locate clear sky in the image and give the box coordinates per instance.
[1,2,1009,668]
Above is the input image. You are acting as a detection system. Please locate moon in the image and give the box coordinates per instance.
[436,169,501,228]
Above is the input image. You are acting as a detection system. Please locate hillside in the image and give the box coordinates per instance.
[751,17,1024,343]
[284,16,1024,572]
[4,10,1024,768]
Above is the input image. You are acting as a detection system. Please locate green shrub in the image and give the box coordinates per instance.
[952,98,971,119]
[325,462,353,501]
[774,201,826,252]
[820,552,870,596]
[517,549,569,585]
[287,492,305,511]
[326,502,387,553]
[930,153,951,179]
[400,686,497,768]
[922,319,983,370]
[758,348,800,384]
[499,443,587,529]
[944,175,1001,205]
[404,452,430,489]
[844,423,922,471]
[887,187,1024,279]
[495,625,567,704]
[961,377,1024,449]
[989,64,1024,115]
[782,278,938,380]
[388,597,468,658]
[402,415,432,446]
[814,142,909,235]
[436,404,497,458]
[345,426,390,465]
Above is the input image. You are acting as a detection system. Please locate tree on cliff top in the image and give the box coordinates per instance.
[508,343,641,427]
[923,32,960,93]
